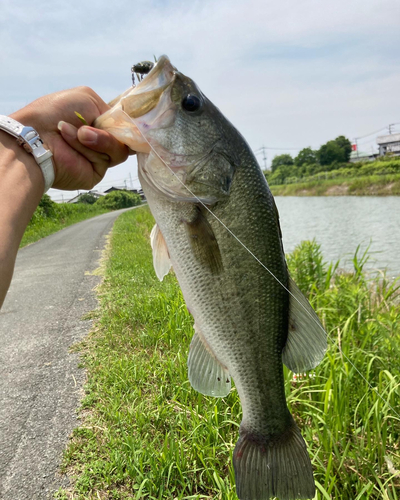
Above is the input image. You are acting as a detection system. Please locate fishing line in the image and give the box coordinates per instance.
[133,122,400,421]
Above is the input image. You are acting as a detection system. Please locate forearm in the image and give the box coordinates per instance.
[0,131,44,308]
[0,87,130,309]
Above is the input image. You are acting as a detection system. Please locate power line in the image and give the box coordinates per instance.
[355,123,400,140]
[254,146,301,152]
[252,123,400,155]
[95,176,139,187]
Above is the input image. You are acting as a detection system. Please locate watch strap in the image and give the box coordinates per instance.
[0,115,55,192]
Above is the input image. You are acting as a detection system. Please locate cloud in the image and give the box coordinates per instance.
[2,0,400,200]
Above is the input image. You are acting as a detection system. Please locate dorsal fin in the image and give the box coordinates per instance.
[282,277,327,373]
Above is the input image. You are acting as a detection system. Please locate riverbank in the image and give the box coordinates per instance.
[56,206,400,500]
[269,173,400,196]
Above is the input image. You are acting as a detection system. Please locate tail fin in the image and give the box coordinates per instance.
[233,422,315,500]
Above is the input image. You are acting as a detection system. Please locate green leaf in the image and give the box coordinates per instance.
[74,111,88,125]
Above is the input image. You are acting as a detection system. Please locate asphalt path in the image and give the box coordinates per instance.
[0,208,131,499]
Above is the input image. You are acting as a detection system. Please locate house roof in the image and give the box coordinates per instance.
[350,150,377,160]
[376,133,400,145]
[103,186,131,193]
[67,190,104,203]
[103,186,143,193]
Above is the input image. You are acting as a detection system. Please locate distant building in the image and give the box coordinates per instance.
[103,186,128,193]
[349,150,378,163]
[67,190,104,203]
[376,133,400,157]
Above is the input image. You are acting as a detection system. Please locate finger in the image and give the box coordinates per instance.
[77,126,130,167]
[58,121,112,179]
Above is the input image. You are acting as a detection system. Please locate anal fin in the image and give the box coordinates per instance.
[282,277,327,373]
[187,327,231,397]
[150,224,172,281]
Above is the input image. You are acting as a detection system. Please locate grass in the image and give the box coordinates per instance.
[20,203,110,247]
[269,173,400,196]
[56,207,400,499]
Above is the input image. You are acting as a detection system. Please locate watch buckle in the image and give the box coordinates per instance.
[17,126,43,154]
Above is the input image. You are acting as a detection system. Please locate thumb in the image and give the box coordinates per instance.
[77,126,130,167]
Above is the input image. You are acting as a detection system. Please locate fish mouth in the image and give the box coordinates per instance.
[131,55,176,96]
[119,55,176,118]
[93,56,177,152]
[95,56,223,204]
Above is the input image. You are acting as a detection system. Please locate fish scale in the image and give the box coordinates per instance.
[141,145,303,489]
[95,55,327,500]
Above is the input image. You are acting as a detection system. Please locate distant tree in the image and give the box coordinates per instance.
[29,194,56,226]
[38,193,56,217]
[78,193,98,205]
[318,141,346,166]
[334,135,352,162]
[295,147,318,167]
[318,135,352,166]
[271,154,294,172]
[96,191,141,210]
[268,164,300,184]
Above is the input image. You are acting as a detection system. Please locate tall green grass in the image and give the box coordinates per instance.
[56,207,400,499]
[21,202,110,247]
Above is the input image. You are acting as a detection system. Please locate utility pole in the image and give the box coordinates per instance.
[124,179,127,189]
[129,173,133,189]
[389,124,394,134]
[261,145,267,170]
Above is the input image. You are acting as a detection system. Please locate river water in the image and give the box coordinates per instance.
[274,197,400,278]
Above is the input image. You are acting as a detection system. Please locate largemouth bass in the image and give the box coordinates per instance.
[95,56,327,500]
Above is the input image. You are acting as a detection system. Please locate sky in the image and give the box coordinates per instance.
[1,0,400,202]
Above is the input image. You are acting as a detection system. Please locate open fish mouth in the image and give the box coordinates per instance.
[131,55,176,96]
[94,56,177,153]
[95,56,220,203]
[121,55,176,119]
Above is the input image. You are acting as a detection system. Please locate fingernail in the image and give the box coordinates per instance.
[58,121,77,139]
[79,127,98,145]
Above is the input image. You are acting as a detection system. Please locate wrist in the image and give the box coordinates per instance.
[0,130,44,250]
[0,130,44,189]
[0,114,55,192]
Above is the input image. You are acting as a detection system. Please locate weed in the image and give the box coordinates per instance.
[57,207,400,499]
[21,203,111,247]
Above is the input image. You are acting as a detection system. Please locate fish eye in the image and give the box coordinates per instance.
[182,94,201,112]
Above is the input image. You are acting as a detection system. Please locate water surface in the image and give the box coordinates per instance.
[274,197,400,278]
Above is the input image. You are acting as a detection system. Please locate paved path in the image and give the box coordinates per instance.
[0,209,130,500]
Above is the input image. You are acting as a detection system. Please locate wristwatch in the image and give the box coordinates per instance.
[0,115,55,192]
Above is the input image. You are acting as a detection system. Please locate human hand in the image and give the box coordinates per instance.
[11,87,130,190]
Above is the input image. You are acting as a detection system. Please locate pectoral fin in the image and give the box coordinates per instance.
[150,224,172,281]
[282,277,327,373]
[185,206,223,275]
[188,326,231,397]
